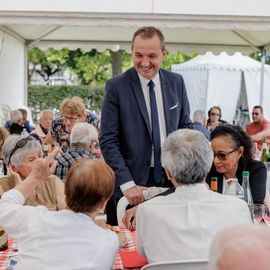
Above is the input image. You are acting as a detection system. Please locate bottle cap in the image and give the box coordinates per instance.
[211,177,217,181]
[242,171,249,177]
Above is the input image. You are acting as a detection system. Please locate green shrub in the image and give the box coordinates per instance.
[28,85,104,122]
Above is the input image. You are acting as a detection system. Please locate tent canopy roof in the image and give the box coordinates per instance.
[172,52,270,71]
[1,0,270,54]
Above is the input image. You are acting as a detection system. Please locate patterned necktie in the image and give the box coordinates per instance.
[148,80,161,184]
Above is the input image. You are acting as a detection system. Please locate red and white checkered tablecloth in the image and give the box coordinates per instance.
[0,228,137,270]
[113,227,137,270]
[0,238,17,270]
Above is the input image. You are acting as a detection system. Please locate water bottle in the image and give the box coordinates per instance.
[224,178,245,200]
[242,171,254,214]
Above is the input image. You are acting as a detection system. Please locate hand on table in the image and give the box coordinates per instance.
[122,206,138,231]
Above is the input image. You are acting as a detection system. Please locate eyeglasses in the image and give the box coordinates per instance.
[211,113,220,117]
[62,115,79,122]
[213,148,239,161]
[7,136,36,165]
[252,112,259,116]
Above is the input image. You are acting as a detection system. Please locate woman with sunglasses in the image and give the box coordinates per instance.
[206,124,266,204]
[0,134,66,210]
[207,106,226,132]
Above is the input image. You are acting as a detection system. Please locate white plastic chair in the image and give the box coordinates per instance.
[141,259,208,270]
[117,196,129,226]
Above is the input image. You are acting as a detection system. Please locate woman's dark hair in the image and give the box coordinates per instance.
[210,124,253,162]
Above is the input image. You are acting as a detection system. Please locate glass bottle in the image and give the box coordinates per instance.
[0,227,8,251]
[242,171,253,212]
[260,138,267,163]
[210,177,218,192]
[43,143,49,157]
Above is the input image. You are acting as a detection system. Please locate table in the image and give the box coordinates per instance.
[0,227,139,270]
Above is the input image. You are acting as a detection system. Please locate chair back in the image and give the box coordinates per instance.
[141,259,208,270]
[117,196,129,226]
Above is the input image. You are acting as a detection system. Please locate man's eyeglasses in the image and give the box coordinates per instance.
[7,136,36,165]
[211,113,220,117]
[213,148,239,161]
[62,115,79,122]
[252,112,259,116]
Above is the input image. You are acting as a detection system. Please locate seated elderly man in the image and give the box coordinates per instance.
[136,129,252,263]
[5,110,24,135]
[54,122,99,180]
[0,134,65,210]
[208,225,270,270]
[0,158,119,269]
[32,110,55,140]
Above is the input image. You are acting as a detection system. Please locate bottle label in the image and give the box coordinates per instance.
[211,181,218,191]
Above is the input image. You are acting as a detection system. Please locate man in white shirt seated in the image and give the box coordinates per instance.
[136,129,252,263]
[208,225,270,270]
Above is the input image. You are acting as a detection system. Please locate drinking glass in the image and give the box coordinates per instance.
[263,205,270,226]
[252,204,265,225]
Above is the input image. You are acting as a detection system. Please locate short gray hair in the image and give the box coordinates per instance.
[161,129,213,185]
[40,110,55,119]
[193,110,206,123]
[9,110,23,123]
[3,134,42,166]
[70,123,98,145]
[208,225,270,270]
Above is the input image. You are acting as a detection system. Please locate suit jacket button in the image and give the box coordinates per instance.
[146,161,150,166]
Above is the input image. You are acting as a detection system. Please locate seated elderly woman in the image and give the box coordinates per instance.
[0,134,65,210]
[44,96,100,152]
[0,158,119,269]
[206,124,266,204]
[136,129,252,263]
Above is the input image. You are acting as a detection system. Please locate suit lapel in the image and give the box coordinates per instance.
[129,68,151,136]
[159,70,170,135]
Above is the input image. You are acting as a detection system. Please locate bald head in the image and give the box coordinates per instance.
[208,225,270,270]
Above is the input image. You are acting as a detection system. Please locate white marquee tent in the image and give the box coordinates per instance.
[1,0,270,120]
[172,52,270,124]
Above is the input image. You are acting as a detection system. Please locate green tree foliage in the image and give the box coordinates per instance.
[28,85,104,122]
[28,48,69,83]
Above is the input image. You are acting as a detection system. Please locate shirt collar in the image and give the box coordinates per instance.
[137,72,160,88]
[175,183,208,195]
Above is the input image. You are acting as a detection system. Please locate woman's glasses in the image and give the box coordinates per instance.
[210,113,220,117]
[7,136,37,165]
[213,148,239,161]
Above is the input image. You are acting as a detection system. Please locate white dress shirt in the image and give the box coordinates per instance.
[0,189,119,270]
[136,183,252,263]
[120,72,166,192]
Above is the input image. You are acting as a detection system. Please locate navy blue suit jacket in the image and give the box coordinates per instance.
[100,67,193,195]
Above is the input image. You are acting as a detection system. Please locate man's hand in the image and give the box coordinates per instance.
[122,205,138,231]
[123,185,145,206]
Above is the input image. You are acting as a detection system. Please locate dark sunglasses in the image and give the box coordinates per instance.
[252,112,259,116]
[211,113,220,117]
[7,136,38,165]
[213,148,239,161]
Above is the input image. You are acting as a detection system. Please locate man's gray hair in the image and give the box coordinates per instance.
[207,225,270,270]
[70,123,98,145]
[193,109,206,123]
[40,110,55,119]
[161,129,213,185]
[3,134,41,166]
[9,110,23,123]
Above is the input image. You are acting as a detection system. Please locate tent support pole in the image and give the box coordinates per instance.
[260,48,266,106]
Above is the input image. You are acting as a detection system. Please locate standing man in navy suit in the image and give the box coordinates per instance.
[100,26,193,217]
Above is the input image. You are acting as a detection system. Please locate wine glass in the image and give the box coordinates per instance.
[252,204,265,225]
[263,205,270,226]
